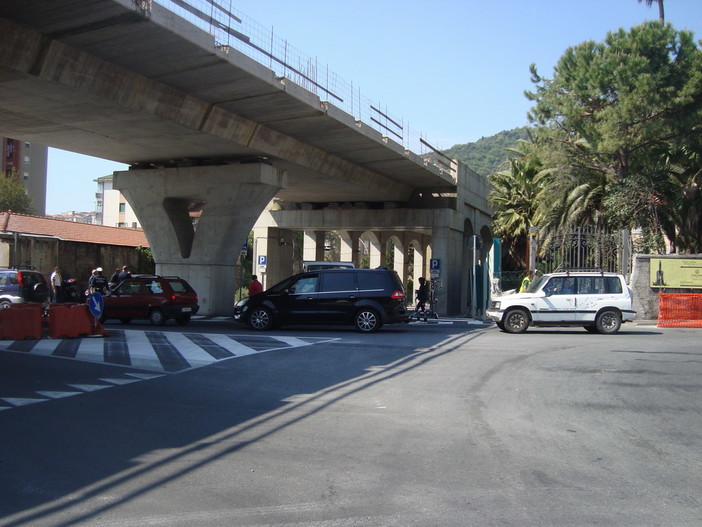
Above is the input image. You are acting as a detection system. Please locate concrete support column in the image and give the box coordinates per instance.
[412,240,426,280]
[365,233,382,269]
[339,230,361,266]
[302,231,316,262]
[253,227,295,290]
[303,230,326,262]
[376,231,389,269]
[393,236,407,285]
[431,223,465,316]
[114,163,285,316]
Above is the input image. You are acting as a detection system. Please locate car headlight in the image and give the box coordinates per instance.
[491,301,501,310]
[235,298,248,308]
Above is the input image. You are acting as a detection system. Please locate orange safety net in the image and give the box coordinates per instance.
[657,293,702,328]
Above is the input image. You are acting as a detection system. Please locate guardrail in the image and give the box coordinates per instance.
[140,0,455,178]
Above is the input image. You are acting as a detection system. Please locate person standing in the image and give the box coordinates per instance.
[117,265,132,284]
[50,266,62,303]
[108,267,121,290]
[248,275,263,297]
[519,270,535,293]
[88,267,108,295]
[415,276,428,312]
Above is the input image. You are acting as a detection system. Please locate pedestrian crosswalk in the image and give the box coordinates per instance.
[0,329,339,373]
[0,330,339,412]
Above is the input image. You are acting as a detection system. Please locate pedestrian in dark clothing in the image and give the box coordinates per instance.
[117,266,132,284]
[88,267,108,295]
[108,268,120,290]
[415,277,428,312]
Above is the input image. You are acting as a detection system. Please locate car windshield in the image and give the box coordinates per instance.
[526,275,546,293]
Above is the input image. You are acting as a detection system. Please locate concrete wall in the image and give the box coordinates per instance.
[1,234,152,290]
[630,254,702,320]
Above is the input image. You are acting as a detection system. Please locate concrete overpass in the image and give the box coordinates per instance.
[0,0,492,316]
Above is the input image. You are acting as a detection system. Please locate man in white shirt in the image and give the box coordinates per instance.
[50,266,62,303]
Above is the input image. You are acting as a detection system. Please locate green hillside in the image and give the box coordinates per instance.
[444,127,529,177]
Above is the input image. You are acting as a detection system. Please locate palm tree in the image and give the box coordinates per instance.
[488,142,551,269]
[637,0,664,22]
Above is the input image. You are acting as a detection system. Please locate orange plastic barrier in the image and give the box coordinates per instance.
[0,303,44,339]
[47,303,107,338]
[657,293,702,328]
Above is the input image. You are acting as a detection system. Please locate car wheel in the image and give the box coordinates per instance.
[0,299,11,309]
[248,307,273,330]
[175,314,191,326]
[149,308,166,326]
[120,318,132,324]
[355,308,381,333]
[584,325,598,333]
[503,308,529,334]
[596,309,621,334]
[495,320,505,331]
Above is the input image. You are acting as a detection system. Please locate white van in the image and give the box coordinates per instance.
[302,261,355,272]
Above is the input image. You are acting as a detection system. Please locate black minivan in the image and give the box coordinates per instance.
[234,267,409,332]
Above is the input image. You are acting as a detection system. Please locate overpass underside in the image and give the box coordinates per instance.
[0,0,492,316]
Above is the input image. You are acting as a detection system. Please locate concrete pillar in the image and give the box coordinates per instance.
[114,163,285,316]
[412,240,426,280]
[302,231,316,262]
[393,235,407,285]
[376,231,389,269]
[303,230,326,262]
[252,226,297,288]
[365,232,382,269]
[431,223,465,316]
[339,230,361,266]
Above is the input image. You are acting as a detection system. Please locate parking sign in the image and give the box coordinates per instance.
[257,255,267,267]
[429,258,441,278]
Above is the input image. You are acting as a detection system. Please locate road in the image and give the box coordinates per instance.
[1,319,700,526]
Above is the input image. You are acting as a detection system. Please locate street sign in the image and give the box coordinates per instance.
[468,235,482,250]
[257,255,267,267]
[88,292,104,318]
[430,258,441,279]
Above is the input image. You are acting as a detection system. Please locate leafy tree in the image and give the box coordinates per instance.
[525,21,702,253]
[0,170,33,214]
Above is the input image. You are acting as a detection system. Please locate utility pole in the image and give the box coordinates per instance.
[528,226,539,271]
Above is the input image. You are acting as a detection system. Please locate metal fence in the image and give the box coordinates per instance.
[140,0,450,172]
[539,227,631,275]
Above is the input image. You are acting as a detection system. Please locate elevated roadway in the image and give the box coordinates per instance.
[0,0,490,315]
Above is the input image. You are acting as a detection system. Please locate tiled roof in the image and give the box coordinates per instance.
[0,211,149,248]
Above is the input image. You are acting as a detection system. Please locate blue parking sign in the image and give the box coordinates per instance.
[430,258,441,270]
[257,255,267,266]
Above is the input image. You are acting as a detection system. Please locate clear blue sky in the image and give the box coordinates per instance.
[46,0,702,214]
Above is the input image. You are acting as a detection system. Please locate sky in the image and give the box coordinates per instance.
[45,0,702,214]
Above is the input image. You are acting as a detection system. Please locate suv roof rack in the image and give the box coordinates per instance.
[553,266,606,275]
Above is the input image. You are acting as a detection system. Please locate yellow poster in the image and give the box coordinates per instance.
[650,258,702,288]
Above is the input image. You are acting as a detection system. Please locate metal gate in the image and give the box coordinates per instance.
[539,227,631,275]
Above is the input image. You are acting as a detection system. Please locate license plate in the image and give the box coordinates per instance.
[181,307,192,312]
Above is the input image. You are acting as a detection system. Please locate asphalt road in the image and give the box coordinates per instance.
[1,319,700,526]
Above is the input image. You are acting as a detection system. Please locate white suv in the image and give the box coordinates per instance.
[487,271,636,334]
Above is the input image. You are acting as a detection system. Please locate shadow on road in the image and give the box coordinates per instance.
[0,324,489,526]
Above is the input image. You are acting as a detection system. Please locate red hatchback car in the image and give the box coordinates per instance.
[101,275,199,325]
